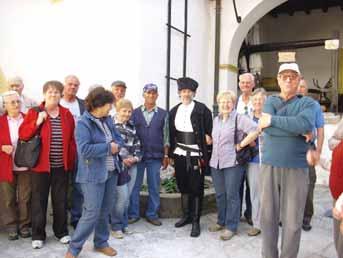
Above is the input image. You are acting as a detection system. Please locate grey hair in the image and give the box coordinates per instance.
[251,87,267,97]
[239,73,255,83]
[64,75,80,83]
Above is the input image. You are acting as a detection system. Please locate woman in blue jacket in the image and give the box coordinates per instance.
[65,87,123,258]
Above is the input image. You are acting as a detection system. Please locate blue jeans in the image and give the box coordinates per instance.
[211,165,245,232]
[111,165,137,231]
[129,159,161,220]
[70,165,83,227]
[68,172,117,257]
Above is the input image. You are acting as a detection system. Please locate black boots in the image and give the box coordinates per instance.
[175,194,192,228]
[190,196,201,237]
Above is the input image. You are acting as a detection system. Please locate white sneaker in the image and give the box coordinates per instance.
[111,230,124,239]
[32,240,44,249]
[123,227,133,235]
[59,235,71,244]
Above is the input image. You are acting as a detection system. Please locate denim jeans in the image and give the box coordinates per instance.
[68,172,117,257]
[70,161,84,227]
[129,159,161,220]
[211,165,245,232]
[111,165,137,231]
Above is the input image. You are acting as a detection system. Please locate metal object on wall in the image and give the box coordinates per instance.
[213,0,221,117]
[165,0,190,111]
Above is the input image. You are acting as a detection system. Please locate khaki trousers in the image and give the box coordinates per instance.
[0,171,31,232]
[260,165,309,258]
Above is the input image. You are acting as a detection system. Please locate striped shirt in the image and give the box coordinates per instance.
[49,115,64,168]
[93,118,116,172]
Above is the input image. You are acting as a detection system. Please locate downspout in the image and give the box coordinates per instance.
[213,0,221,117]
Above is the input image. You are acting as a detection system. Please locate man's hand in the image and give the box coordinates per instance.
[258,113,272,129]
[169,158,174,167]
[1,145,14,155]
[205,134,212,145]
[162,157,169,170]
[303,132,314,143]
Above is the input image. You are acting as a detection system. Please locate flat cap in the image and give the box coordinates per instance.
[177,77,198,92]
[111,80,126,88]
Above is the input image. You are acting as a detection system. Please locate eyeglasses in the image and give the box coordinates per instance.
[5,100,21,105]
[279,74,298,81]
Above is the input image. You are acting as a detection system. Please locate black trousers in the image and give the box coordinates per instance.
[31,167,69,240]
[174,155,204,197]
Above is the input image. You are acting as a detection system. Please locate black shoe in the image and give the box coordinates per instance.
[175,194,192,228]
[8,232,19,241]
[19,228,31,238]
[190,221,201,237]
[246,217,253,226]
[128,217,140,224]
[302,222,312,231]
[175,217,192,228]
[146,218,162,226]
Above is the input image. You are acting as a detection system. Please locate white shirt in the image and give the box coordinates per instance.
[60,98,81,124]
[174,101,200,156]
[236,95,253,117]
[109,105,116,118]
[7,114,28,171]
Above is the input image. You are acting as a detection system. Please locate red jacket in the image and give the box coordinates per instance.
[0,113,26,182]
[18,103,76,173]
[329,140,343,199]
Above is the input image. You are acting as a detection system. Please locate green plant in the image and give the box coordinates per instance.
[161,177,179,193]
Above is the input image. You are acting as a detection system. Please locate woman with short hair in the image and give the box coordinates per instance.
[19,80,76,249]
[110,99,142,238]
[65,87,123,258]
[0,91,31,240]
[208,90,259,241]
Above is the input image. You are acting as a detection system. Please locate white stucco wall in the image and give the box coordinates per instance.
[0,0,211,109]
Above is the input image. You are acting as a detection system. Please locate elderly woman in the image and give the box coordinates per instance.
[65,87,123,258]
[209,90,259,241]
[19,81,76,249]
[110,99,142,239]
[246,88,267,237]
[0,91,31,240]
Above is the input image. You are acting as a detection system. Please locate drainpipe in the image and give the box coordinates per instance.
[213,0,221,117]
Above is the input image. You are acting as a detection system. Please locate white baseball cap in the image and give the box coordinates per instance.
[278,63,301,74]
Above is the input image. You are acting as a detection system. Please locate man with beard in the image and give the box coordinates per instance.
[169,77,212,237]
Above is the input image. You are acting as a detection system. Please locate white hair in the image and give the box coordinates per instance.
[1,90,20,109]
[239,73,255,84]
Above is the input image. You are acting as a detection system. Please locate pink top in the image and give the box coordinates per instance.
[7,114,28,171]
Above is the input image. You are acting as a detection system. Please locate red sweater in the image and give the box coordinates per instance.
[18,103,76,173]
[329,140,343,199]
[0,113,26,182]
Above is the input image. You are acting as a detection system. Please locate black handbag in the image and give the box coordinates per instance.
[234,114,258,166]
[14,107,43,168]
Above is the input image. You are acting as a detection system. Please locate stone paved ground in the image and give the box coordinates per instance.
[0,185,337,258]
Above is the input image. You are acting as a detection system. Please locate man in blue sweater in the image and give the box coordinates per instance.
[258,63,316,258]
[128,83,169,226]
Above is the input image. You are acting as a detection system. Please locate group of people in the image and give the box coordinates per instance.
[0,62,342,258]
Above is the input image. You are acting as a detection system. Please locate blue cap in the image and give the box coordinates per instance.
[143,83,158,93]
